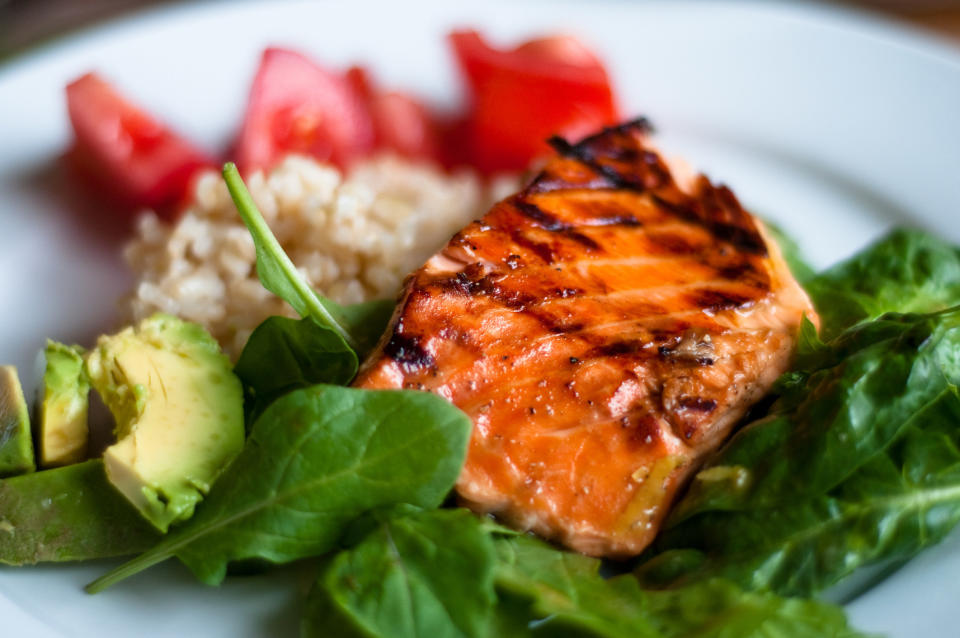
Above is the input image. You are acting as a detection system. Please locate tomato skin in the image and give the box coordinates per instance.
[236,48,375,174]
[512,35,604,68]
[449,30,620,173]
[65,72,211,217]
[64,34,617,222]
[346,66,441,162]
[370,91,441,161]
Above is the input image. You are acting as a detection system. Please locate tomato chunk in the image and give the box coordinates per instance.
[236,48,374,173]
[449,30,620,173]
[512,35,604,68]
[65,72,210,216]
[347,66,441,162]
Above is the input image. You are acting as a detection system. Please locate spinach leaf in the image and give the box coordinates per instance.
[325,298,396,360]
[642,579,865,638]
[805,229,960,339]
[303,506,497,638]
[632,232,960,597]
[637,387,960,597]
[86,384,471,592]
[637,305,960,597]
[223,163,360,352]
[762,220,815,283]
[226,161,397,418]
[234,300,394,423]
[669,308,960,522]
[303,506,865,638]
[0,460,159,565]
[494,535,660,637]
[495,536,865,638]
[234,316,357,424]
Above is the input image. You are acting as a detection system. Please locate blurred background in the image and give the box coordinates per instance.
[1,0,960,60]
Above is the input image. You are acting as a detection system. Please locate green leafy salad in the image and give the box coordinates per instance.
[3,163,960,637]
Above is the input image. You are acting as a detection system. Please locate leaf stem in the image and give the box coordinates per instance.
[85,550,173,594]
[222,163,359,351]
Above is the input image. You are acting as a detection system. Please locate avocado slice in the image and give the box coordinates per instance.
[85,314,245,532]
[0,366,36,477]
[38,341,90,467]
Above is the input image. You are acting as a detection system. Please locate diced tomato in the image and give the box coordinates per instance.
[434,114,473,170]
[236,48,374,174]
[65,72,211,217]
[372,92,442,161]
[345,66,376,102]
[346,66,441,161]
[449,30,620,173]
[512,35,604,68]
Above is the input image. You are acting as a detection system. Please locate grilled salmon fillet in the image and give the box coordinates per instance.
[354,120,817,557]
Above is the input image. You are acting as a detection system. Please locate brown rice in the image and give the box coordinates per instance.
[123,154,517,358]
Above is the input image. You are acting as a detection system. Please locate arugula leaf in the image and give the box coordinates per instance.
[495,536,865,638]
[805,229,960,339]
[303,506,497,638]
[0,460,159,565]
[86,384,471,592]
[222,163,360,352]
[668,309,960,522]
[637,387,960,597]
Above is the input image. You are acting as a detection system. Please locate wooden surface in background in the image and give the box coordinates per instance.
[903,9,960,40]
[1,1,959,60]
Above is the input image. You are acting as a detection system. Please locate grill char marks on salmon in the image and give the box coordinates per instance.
[354,120,817,557]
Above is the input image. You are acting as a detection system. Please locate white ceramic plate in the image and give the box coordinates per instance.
[1,1,959,635]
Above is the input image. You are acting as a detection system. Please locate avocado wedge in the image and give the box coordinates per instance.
[85,314,245,532]
[38,341,90,467]
[0,366,36,477]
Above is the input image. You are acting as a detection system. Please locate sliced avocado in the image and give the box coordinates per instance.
[38,341,90,467]
[85,314,245,532]
[0,366,36,477]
